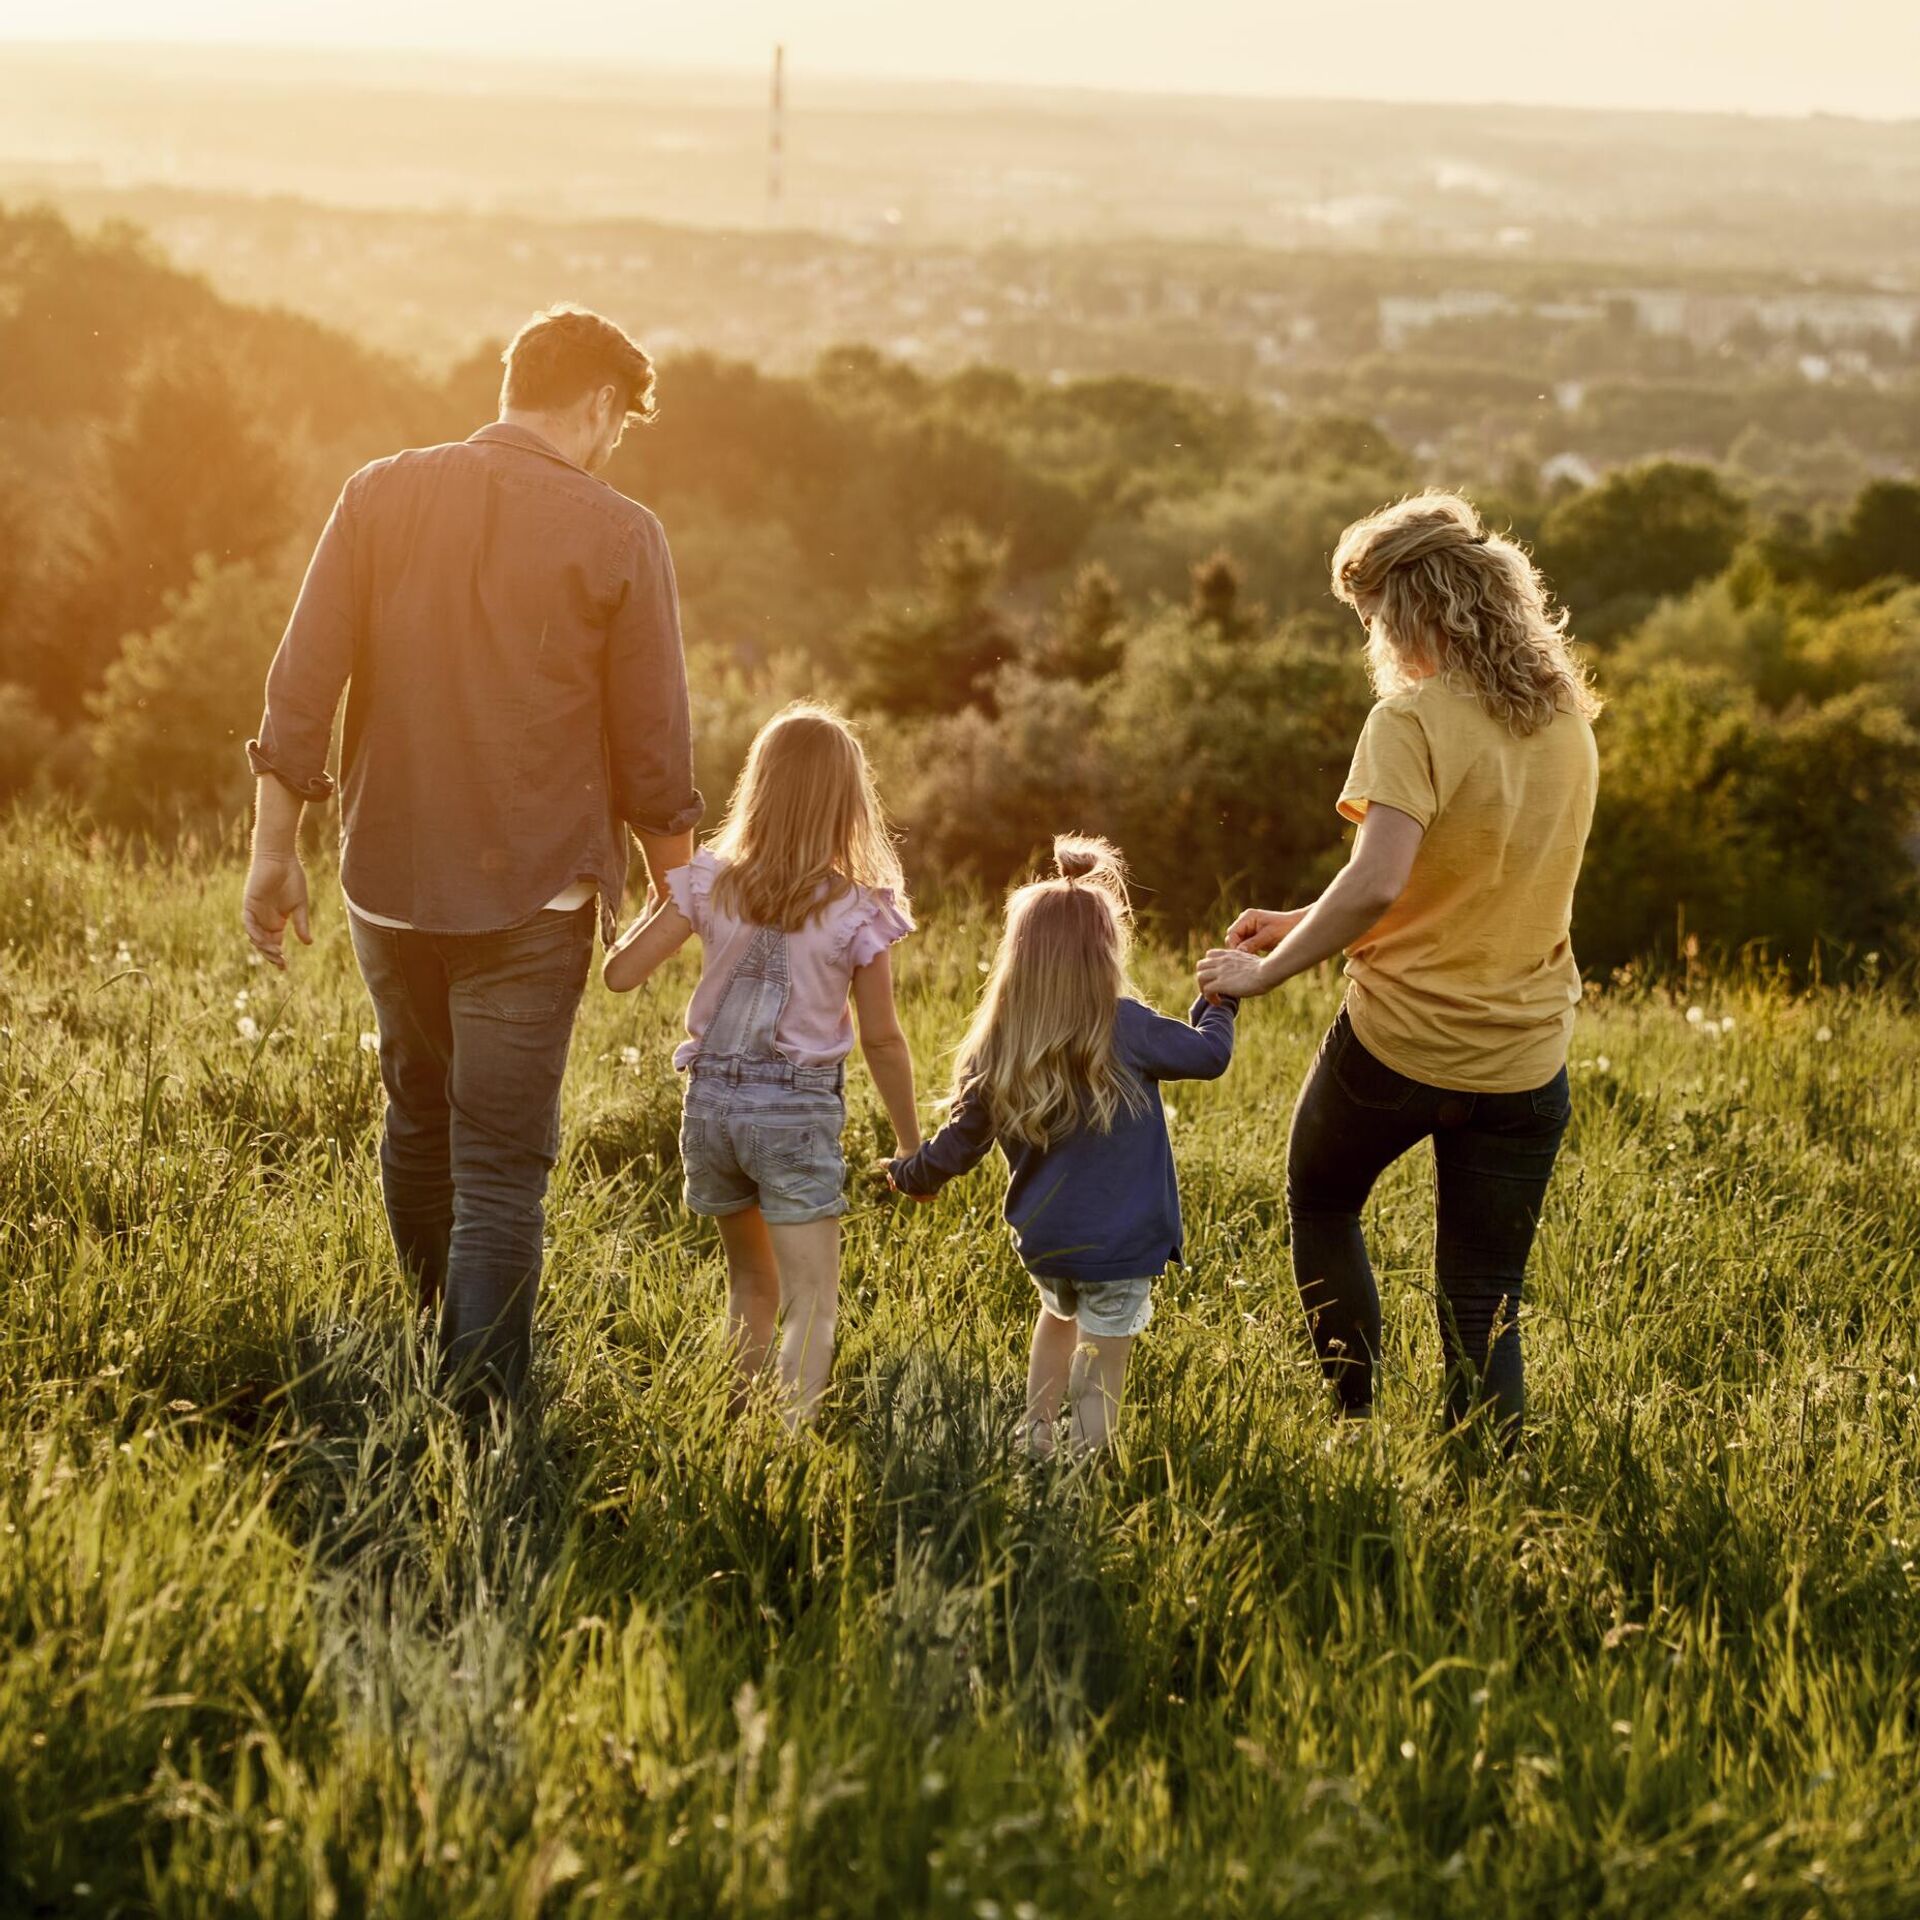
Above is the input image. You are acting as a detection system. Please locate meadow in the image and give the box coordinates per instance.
[3,814,1918,1918]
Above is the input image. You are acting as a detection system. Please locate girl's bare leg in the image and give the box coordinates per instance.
[766,1218,842,1428]
[1067,1333,1134,1452]
[1025,1307,1080,1457]
[715,1207,781,1399]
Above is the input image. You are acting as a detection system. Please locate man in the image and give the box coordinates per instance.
[243,304,700,1402]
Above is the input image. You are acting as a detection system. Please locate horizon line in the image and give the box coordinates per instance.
[4,32,1917,130]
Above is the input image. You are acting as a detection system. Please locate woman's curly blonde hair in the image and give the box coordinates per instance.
[1331,491,1601,735]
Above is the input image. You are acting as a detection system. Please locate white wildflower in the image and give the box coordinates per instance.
[1596,1055,1612,1073]
[358,1031,380,1054]
[1815,1025,1834,1044]
[236,1015,260,1043]
[1719,1016,1736,1034]
[621,1045,642,1068]
[233,989,250,1011]
[1685,1006,1705,1027]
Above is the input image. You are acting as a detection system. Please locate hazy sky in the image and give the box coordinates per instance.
[6,1,1920,119]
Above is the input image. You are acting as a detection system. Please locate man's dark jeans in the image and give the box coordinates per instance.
[1286,1008,1571,1436]
[350,904,594,1399]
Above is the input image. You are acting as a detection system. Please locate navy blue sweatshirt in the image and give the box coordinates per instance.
[888,996,1238,1285]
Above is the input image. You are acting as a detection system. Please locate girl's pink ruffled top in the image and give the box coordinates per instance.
[666,848,913,1070]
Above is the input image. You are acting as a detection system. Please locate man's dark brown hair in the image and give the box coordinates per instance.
[499,305,657,422]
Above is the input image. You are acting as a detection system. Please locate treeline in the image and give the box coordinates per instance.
[1,206,1915,972]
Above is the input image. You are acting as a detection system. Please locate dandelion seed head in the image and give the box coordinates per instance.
[1686,1006,1705,1026]
[358,1031,380,1054]
[621,1045,642,1068]
[236,1015,260,1042]
[1816,1025,1833,1044]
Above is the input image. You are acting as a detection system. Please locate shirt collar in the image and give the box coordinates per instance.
[467,420,584,471]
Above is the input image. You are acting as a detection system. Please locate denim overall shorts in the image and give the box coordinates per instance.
[679,923,848,1225]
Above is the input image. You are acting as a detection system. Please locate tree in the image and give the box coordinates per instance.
[1822,479,1920,593]
[1579,663,1920,968]
[86,558,285,836]
[841,524,1018,718]
[0,683,57,803]
[36,358,292,720]
[1188,549,1257,642]
[883,666,1112,889]
[1537,461,1748,624]
[1027,562,1126,683]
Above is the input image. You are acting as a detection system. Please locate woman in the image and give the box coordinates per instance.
[1197,491,1599,1439]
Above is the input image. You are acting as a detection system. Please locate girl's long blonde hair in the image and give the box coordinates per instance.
[709,702,907,931]
[1330,490,1602,736]
[950,835,1147,1151]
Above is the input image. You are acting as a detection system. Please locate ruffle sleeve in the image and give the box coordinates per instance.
[665,847,724,939]
[840,885,915,971]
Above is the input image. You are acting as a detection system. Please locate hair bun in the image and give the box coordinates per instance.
[1052,833,1127,887]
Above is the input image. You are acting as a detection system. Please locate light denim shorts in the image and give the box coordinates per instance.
[680,1079,847,1226]
[1033,1273,1156,1339]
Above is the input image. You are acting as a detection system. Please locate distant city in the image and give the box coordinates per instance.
[5,43,1920,490]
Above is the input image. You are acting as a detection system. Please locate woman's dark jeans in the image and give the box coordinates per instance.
[349,904,593,1401]
[1286,1009,1571,1436]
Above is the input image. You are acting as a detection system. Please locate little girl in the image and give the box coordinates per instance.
[605,703,921,1426]
[888,837,1237,1454]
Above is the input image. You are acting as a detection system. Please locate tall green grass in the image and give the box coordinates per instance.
[2,813,1917,1917]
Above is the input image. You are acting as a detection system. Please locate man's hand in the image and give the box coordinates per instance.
[1224,905,1308,954]
[243,853,313,971]
[1197,946,1276,1002]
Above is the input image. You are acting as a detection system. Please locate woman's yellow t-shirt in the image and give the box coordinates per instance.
[1337,681,1598,1094]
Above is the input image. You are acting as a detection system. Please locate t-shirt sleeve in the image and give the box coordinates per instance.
[663,847,723,939]
[841,885,915,971]
[1338,702,1438,829]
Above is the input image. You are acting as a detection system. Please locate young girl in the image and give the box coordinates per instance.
[605,703,921,1427]
[888,837,1237,1454]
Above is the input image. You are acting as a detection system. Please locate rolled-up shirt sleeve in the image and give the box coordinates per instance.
[246,480,360,801]
[606,511,703,837]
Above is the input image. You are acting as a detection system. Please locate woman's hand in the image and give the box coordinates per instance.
[1224,905,1307,954]
[1197,946,1278,1002]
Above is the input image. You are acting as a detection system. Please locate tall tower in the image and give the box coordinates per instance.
[767,44,786,227]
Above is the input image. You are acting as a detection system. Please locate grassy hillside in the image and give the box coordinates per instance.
[3,815,1918,1916]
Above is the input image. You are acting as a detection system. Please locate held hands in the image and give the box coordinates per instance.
[1197,903,1305,1003]
[875,1158,936,1205]
[242,853,312,971]
[602,917,646,991]
[1197,945,1277,1002]
[1223,905,1307,954]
